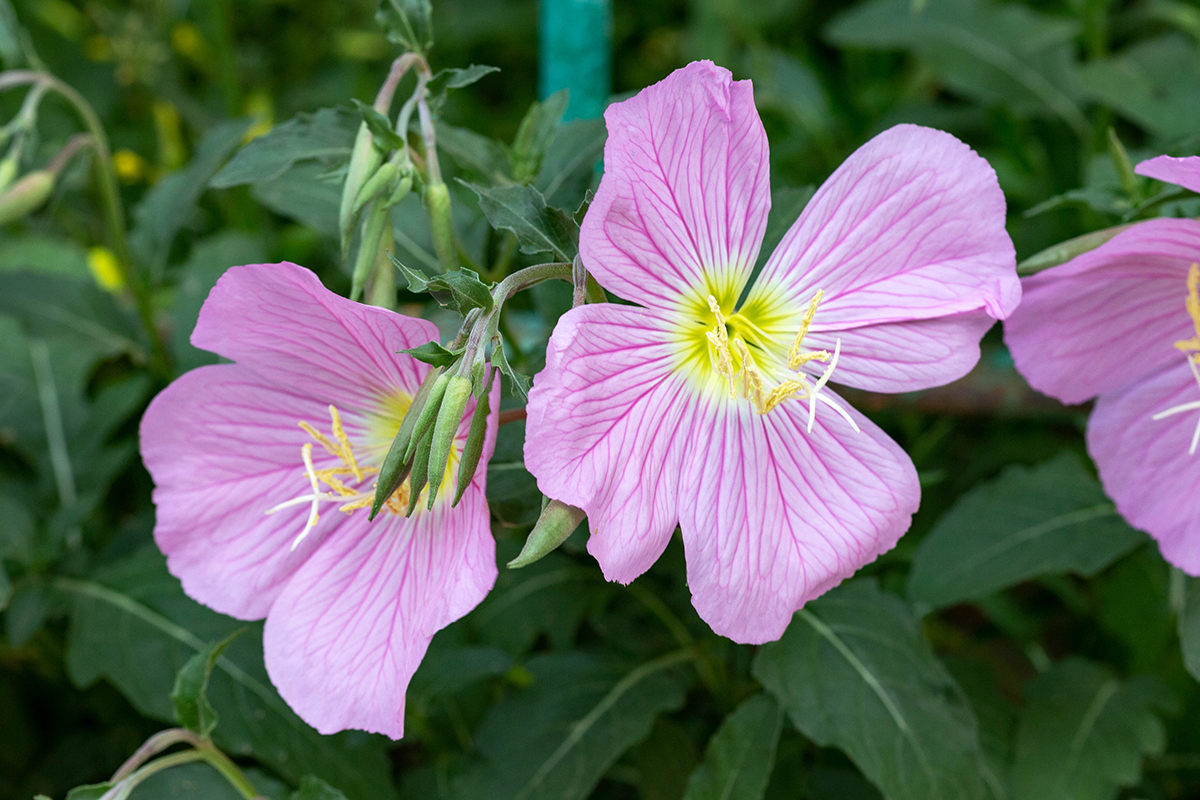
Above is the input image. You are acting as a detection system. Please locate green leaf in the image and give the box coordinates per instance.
[633,720,700,800]
[59,547,396,800]
[291,775,350,800]
[394,259,494,313]
[376,0,433,54]
[399,341,464,368]
[130,118,254,274]
[753,579,991,800]
[1176,576,1200,682]
[682,693,783,800]
[534,118,605,211]
[511,90,569,184]
[907,454,1145,610]
[250,160,344,238]
[64,783,113,800]
[171,627,246,738]
[450,650,689,800]
[0,271,145,359]
[438,123,513,186]
[1078,34,1200,141]
[351,99,406,151]
[426,64,501,111]
[1011,658,1174,800]
[463,182,578,261]
[491,338,532,400]
[744,46,834,139]
[211,108,357,188]
[756,185,815,271]
[826,0,1088,136]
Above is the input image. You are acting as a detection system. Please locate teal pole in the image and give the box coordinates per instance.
[538,0,611,120]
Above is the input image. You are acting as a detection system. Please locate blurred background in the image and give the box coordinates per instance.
[3,0,1200,798]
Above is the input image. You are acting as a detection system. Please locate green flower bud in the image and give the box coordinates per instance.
[339,124,384,253]
[404,370,451,463]
[453,367,493,507]
[0,170,55,226]
[424,181,458,273]
[350,199,391,302]
[0,155,18,193]
[1018,223,1135,275]
[386,172,413,206]
[425,374,472,509]
[370,366,444,521]
[405,424,434,517]
[508,500,586,569]
[351,160,399,217]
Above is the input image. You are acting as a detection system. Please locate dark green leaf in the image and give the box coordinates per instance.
[130,118,254,273]
[633,720,700,800]
[171,627,245,738]
[754,579,991,800]
[426,64,501,111]
[682,693,783,800]
[394,258,493,313]
[463,182,578,261]
[1177,576,1200,683]
[491,339,532,400]
[511,90,569,184]
[400,341,464,368]
[249,160,345,238]
[1011,658,1174,800]
[351,99,406,151]
[0,271,144,359]
[907,454,1145,610]
[211,108,357,188]
[450,651,688,800]
[64,783,113,800]
[438,123,513,186]
[291,775,350,800]
[376,0,433,54]
[1078,35,1200,141]
[59,547,396,800]
[534,118,605,211]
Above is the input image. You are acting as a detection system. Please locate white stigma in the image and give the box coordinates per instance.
[1151,355,1200,455]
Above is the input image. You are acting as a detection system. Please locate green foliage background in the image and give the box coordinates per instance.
[2,0,1200,798]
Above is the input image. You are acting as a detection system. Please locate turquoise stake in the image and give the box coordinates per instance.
[538,0,611,120]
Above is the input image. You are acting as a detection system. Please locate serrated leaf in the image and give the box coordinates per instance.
[465,182,578,261]
[826,0,1088,136]
[682,693,783,800]
[450,651,688,800]
[376,0,433,54]
[211,108,357,188]
[171,627,245,738]
[511,90,569,184]
[394,258,493,313]
[292,775,350,800]
[1011,658,1174,800]
[753,579,991,800]
[129,117,253,274]
[907,454,1145,610]
[58,547,395,800]
[400,341,464,368]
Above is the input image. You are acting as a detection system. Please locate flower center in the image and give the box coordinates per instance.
[265,404,413,550]
[683,287,859,433]
[1152,263,1200,453]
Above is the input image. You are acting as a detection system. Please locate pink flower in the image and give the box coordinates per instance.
[139,263,499,738]
[1005,155,1200,573]
[524,61,1019,644]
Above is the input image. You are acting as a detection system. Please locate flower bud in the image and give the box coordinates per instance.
[403,370,451,463]
[0,155,18,193]
[424,181,458,273]
[425,374,472,509]
[508,500,586,569]
[351,159,399,217]
[350,199,391,302]
[0,170,54,226]
[452,368,493,507]
[405,425,434,517]
[1018,223,1135,275]
[339,124,384,253]
[370,366,444,521]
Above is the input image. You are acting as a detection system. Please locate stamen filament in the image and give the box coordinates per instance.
[807,338,842,433]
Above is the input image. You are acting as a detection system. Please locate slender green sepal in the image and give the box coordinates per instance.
[426,374,472,509]
[404,371,451,462]
[453,366,494,507]
[405,425,435,517]
[0,170,54,225]
[350,199,391,302]
[386,172,413,206]
[370,366,444,520]
[508,500,586,568]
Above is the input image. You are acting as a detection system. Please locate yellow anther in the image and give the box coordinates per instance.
[706,295,737,398]
[299,421,341,460]
[760,378,808,415]
[328,405,363,481]
[788,289,824,370]
[1175,264,1200,359]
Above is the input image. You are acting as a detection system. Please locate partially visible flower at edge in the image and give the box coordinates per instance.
[1005,155,1200,573]
[139,262,500,739]
[524,61,1020,645]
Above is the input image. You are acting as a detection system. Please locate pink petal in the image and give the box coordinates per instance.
[1088,361,1200,573]
[678,393,919,644]
[750,124,1018,331]
[140,365,343,619]
[525,303,697,582]
[1136,155,1200,195]
[806,310,997,393]
[580,60,771,311]
[191,263,437,409]
[262,487,497,738]
[1004,218,1200,405]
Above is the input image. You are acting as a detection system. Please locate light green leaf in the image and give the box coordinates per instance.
[464,182,578,261]
[171,627,245,738]
[438,123,513,186]
[0,271,145,359]
[826,0,1088,136]
[682,693,783,800]
[753,579,992,800]
[64,783,113,800]
[1011,658,1173,800]
[249,160,344,238]
[450,650,689,800]
[511,90,569,184]
[59,547,396,800]
[907,454,1144,610]
[211,108,357,188]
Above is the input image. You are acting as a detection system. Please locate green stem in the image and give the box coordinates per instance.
[112,728,205,781]
[111,750,208,800]
[196,743,261,799]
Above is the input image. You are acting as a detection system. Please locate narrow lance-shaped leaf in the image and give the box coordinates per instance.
[491,336,532,399]
[681,693,783,800]
[753,579,992,800]
[171,626,246,739]
[907,454,1145,610]
[350,99,407,151]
